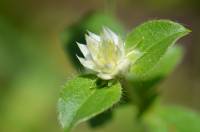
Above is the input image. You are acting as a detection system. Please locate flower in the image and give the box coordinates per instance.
[77,27,138,80]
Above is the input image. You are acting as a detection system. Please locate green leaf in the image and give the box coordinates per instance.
[129,45,184,83]
[145,105,200,132]
[58,76,122,132]
[126,20,190,76]
[145,45,183,79]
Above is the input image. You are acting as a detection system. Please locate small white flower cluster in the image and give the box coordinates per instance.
[77,27,136,80]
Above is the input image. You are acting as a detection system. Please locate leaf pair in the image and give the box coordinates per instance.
[58,16,190,131]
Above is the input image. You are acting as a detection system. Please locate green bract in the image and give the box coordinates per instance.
[58,18,195,132]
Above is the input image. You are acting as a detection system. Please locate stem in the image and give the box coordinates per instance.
[118,76,158,119]
[118,77,140,106]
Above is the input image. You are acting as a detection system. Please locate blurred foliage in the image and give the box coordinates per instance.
[0,17,63,132]
[145,105,200,132]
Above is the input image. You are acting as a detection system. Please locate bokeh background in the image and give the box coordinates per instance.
[0,0,200,132]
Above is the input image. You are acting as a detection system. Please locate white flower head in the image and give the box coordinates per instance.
[77,27,137,80]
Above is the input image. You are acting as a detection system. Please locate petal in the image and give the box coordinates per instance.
[97,73,113,80]
[101,27,125,57]
[85,34,99,47]
[87,31,100,42]
[102,27,112,41]
[85,34,100,58]
[77,55,95,70]
[85,34,102,63]
[77,42,90,59]
[102,27,119,45]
